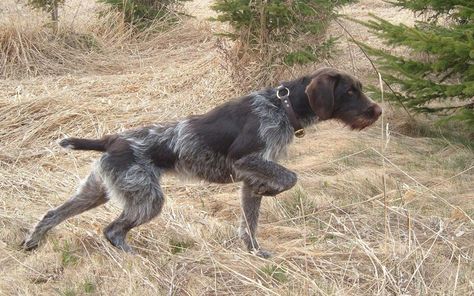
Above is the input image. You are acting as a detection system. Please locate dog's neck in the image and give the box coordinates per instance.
[282,76,318,127]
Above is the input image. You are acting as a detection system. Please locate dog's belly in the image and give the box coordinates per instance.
[174,150,235,184]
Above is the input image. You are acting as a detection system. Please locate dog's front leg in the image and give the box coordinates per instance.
[233,154,297,196]
[233,155,297,258]
[239,183,270,257]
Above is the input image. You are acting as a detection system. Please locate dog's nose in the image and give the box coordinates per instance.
[372,104,382,118]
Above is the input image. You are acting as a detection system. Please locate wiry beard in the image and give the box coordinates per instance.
[349,116,378,130]
[336,112,379,130]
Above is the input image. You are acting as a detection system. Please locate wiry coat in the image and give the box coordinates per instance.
[23,68,382,257]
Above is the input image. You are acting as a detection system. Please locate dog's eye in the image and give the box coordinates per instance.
[347,89,354,95]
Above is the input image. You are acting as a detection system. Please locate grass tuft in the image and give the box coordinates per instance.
[169,238,194,254]
[258,264,288,284]
[83,279,96,294]
[58,241,79,267]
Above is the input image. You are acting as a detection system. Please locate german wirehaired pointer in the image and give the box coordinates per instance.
[23,68,382,257]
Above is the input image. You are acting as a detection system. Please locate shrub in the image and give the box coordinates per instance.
[99,0,188,27]
[211,0,353,89]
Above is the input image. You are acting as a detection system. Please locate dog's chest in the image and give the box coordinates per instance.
[252,94,294,161]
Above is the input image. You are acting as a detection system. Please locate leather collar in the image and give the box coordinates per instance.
[276,86,305,138]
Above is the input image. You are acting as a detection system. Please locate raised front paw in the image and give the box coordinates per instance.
[257,185,277,196]
[252,182,282,196]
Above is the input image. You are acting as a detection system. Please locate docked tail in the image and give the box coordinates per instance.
[59,136,113,152]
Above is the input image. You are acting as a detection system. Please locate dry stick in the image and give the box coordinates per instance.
[347,36,356,75]
[299,190,310,293]
[334,17,413,119]
[452,254,461,296]
[407,204,412,253]
[427,248,456,290]
[378,72,389,255]
[404,228,441,292]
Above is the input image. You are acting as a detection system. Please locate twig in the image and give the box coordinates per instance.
[378,72,389,255]
[452,254,461,296]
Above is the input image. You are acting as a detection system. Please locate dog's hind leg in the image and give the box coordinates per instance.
[103,192,164,253]
[103,166,164,253]
[23,172,108,250]
[238,182,272,258]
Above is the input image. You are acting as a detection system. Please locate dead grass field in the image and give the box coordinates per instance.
[0,0,473,295]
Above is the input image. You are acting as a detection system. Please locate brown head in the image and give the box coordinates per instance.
[305,68,382,130]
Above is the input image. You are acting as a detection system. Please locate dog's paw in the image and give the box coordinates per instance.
[58,138,75,149]
[252,182,280,196]
[21,238,39,251]
[257,187,281,196]
[104,229,135,254]
[254,248,273,259]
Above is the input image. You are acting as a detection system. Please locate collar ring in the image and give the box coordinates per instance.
[276,86,290,99]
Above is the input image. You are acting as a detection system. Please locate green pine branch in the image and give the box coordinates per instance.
[350,0,473,129]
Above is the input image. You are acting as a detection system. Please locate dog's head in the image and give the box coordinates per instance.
[305,68,382,130]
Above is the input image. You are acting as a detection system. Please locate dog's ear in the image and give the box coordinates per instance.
[305,70,339,120]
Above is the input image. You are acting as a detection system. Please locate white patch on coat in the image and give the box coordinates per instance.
[251,93,294,161]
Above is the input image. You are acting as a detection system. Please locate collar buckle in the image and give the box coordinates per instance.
[294,129,305,138]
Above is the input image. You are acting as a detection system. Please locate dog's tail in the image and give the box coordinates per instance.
[59,136,114,152]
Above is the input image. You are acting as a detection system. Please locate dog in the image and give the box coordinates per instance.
[23,67,382,257]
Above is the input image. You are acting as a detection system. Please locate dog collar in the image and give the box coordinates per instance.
[276,85,305,138]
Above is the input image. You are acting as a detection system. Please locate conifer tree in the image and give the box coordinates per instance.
[356,1,474,127]
[212,0,353,64]
[99,0,186,27]
[211,0,353,88]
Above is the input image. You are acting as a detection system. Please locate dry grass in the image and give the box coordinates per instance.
[1,0,473,295]
[0,7,120,78]
[0,0,191,79]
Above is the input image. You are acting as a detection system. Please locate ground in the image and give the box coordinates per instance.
[0,0,473,295]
